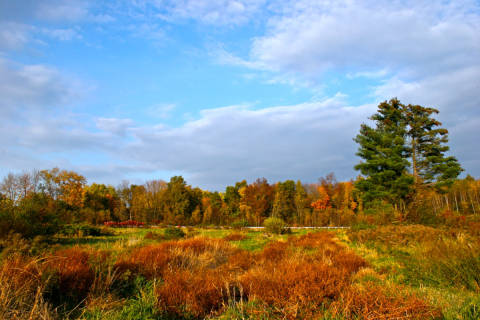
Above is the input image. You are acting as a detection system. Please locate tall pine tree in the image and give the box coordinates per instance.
[354,98,462,212]
[354,98,413,208]
[404,104,463,192]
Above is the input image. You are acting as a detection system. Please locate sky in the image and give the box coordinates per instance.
[0,0,479,191]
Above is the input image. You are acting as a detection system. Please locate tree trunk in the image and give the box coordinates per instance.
[412,137,418,184]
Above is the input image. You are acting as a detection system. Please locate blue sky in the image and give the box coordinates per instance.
[1,0,479,191]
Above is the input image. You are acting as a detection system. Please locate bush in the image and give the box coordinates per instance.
[223,233,247,242]
[0,193,61,239]
[0,233,52,258]
[144,231,163,241]
[164,227,185,240]
[350,221,377,231]
[59,224,102,237]
[231,220,249,230]
[263,217,286,235]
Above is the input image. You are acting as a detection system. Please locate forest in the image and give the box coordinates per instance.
[1,99,480,319]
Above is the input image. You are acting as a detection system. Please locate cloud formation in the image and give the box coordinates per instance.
[153,0,267,25]
[97,118,136,137]
[224,0,479,80]
[118,98,376,190]
[0,58,83,118]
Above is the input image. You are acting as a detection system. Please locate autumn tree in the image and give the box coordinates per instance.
[116,180,132,220]
[0,172,17,202]
[144,179,167,223]
[164,176,193,225]
[83,183,118,223]
[16,170,33,199]
[39,167,61,200]
[293,180,310,225]
[272,180,295,222]
[239,178,274,227]
[201,191,223,225]
[222,181,245,219]
[56,169,87,208]
[130,184,147,222]
[311,185,332,226]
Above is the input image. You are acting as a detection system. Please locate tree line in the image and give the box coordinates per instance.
[1,168,478,234]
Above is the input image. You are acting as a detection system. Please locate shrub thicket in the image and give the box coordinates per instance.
[164,227,185,239]
[263,217,285,235]
[0,193,61,239]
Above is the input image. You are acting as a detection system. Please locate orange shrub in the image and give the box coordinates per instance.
[156,268,230,318]
[289,231,337,249]
[258,241,288,263]
[172,236,230,254]
[115,244,171,280]
[223,233,248,241]
[332,283,441,319]
[240,259,349,318]
[115,237,238,279]
[330,249,368,274]
[45,247,95,302]
[227,251,255,272]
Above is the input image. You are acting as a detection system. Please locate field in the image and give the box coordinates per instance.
[1,225,479,319]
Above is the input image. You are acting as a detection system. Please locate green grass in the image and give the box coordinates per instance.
[80,277,165,320]
[345,226,480,320]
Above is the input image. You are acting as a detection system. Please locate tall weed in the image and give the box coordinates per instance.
[408,240,480,291]
[0,255,58,319]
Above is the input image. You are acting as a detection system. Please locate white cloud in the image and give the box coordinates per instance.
[147,103,177,119]
[129,23,166,42]
[0,57,108,158]
[154,0,267,25]
[223,0,479,79]
[0,22,32,50]
[44,28,83,41]
[372,66,480,119]
[36,0,89,22]
[0,0,109,50]
[0,58,85,118]
[96,118,136,137]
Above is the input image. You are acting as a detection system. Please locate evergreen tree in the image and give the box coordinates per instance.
[354,98,462,210]
[404,104,463,192]
[354,98,413,207]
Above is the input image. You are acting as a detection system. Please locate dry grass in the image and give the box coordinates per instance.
[156,269,231,318]
[44,247,95,303]
[115,236,238,280]
[408,240,480,291]
[331,283,442,319]
[348,225,451,246]
[0,255,58,319]
[223,233,248,242]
